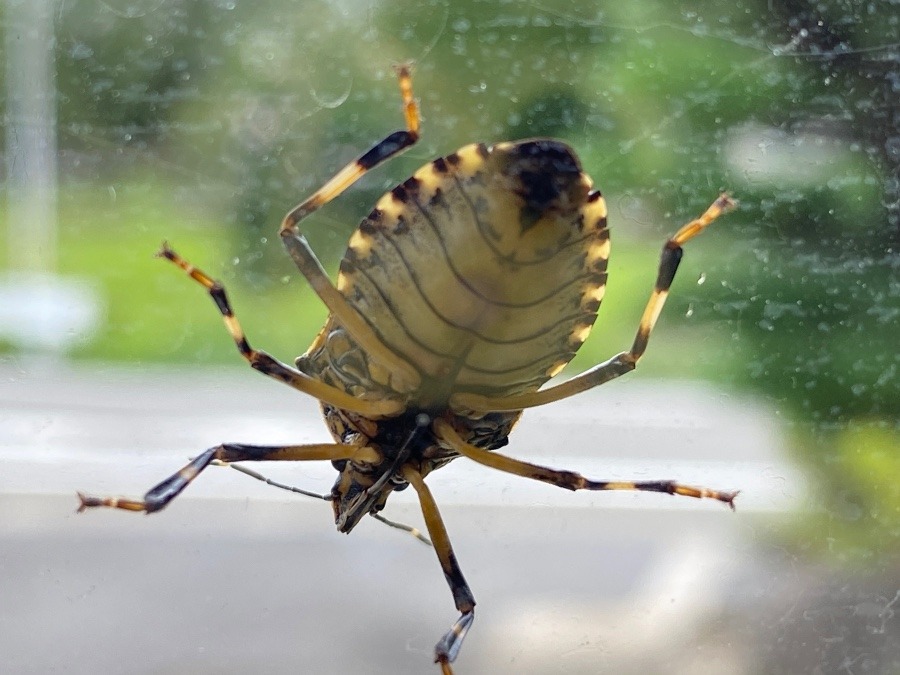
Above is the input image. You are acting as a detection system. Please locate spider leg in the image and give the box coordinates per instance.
[210,461,432,545]
[434,419,738,509]
[211,460,330,501]
[278,65,422,393]
[400,465,476,673]
[370,512,432,546]
[450,194,737,413]
[158,243,404,418]
[77,442,370,514]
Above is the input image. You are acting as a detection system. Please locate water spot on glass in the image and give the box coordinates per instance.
[452,18,471,32]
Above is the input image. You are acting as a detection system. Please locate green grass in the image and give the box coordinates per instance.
[2,181,328,365]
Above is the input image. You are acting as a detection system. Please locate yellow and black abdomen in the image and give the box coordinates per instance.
[319,139,611,407]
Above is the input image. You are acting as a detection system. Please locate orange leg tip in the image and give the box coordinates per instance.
[723,489,741,511]
[716,192,738,212]
[156,242,178,261]
[76,491,99,513]
[392,61,414,77]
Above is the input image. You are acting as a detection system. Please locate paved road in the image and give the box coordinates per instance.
[1,359,801,674]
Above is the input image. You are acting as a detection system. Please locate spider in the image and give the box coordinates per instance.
[79,65,737,674]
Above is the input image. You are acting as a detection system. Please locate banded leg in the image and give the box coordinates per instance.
[158,243,403,418]
[77,442,369,514]
[450,194,737,414]
[434,419,738,509]
[400,465,476,674]
[278,65,422,393]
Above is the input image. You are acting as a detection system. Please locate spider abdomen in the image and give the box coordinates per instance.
[306,140,611,407]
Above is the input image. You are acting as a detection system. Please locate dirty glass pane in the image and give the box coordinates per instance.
[2,1,897,673]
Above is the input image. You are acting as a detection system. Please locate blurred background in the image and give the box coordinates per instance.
[1,0,897,673]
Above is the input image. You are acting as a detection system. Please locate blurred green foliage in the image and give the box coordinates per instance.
[790,421,900,565]
[1,0,897,564]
